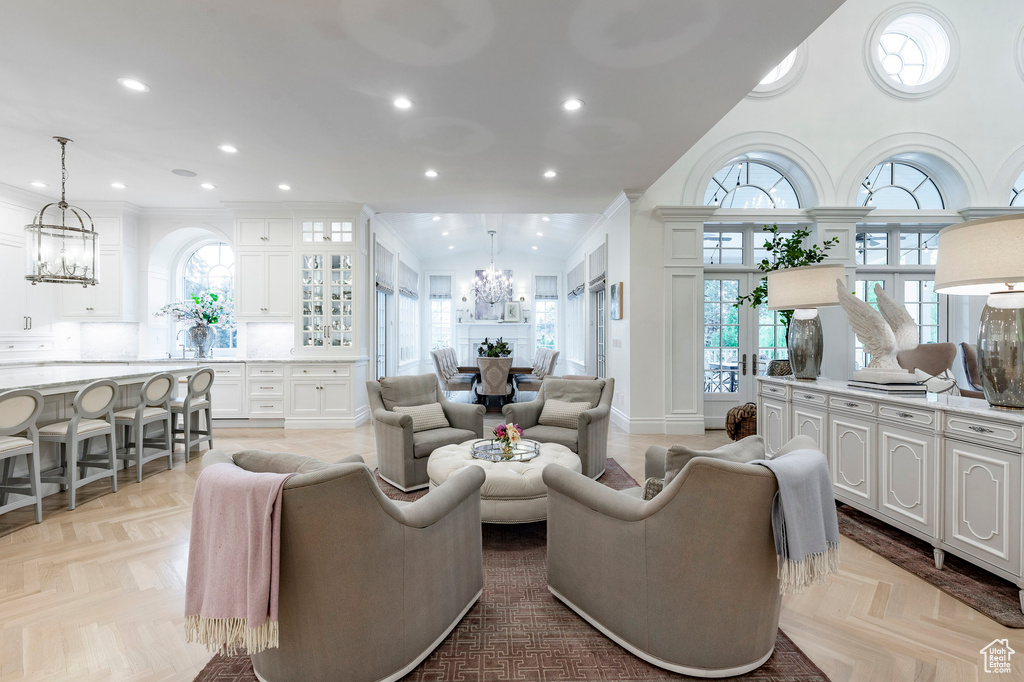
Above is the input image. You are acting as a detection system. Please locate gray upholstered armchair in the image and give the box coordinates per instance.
[542,456,781,677]
[202,449,485,682]
[367,374,485,491]
[501,377,613,478]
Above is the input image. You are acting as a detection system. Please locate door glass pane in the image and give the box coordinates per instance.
[704,279,739,393]
[905,279,938,344]
[757,306,788,372]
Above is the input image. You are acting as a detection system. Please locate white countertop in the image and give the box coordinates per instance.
[759,375,1024,425]
[0,364,198,393]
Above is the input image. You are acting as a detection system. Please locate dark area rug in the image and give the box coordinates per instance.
[836,502,1024,628]
[195,459,829,681]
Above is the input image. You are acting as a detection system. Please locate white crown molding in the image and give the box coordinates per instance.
[805,206,876,222]
[137,206,234,218]
[652,205,719,222]
[958,207,1024,221]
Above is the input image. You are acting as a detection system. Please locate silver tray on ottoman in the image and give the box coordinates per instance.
[471,439,540,462]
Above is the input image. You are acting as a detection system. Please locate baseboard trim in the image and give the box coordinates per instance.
[547,586,773,678]
[664,414,706,435]
[609,406,630,432]
[617,415,706,435]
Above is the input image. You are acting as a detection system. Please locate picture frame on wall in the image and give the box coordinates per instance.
[610,282,623,320]
[503,300,523,322]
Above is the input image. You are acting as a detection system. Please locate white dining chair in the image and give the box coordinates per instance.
[39,379,119,511]
[114,372,175,482]
[171,367,214,461]
[0,389,45,523]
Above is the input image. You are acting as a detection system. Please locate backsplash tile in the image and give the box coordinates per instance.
[245,322,294,358]
[80,322,139,360]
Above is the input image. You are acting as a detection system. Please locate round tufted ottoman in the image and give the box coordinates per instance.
[427,440,581,523]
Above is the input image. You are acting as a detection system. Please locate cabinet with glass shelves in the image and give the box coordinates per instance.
[298,252,355,350]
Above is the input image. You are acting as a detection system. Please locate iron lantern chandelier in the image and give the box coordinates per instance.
[472,230,513,305]
[25,136,99,287]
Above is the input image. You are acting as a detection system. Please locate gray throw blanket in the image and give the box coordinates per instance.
[752,449,840,594]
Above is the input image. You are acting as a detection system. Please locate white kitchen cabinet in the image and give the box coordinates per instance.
[235,251,293,319]
[208,363,246,418]
[247,364,285,417]
[285,363,366,427]
[0,234,57,335]
[829,413,876,508]
[758,396,788,457]
[878,425,936,536]
[236,218,293,247]
[60,250,135,320]
[295,252,356,351]
[791,390,827,450]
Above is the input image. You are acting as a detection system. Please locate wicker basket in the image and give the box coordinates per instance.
[725,402,758,441]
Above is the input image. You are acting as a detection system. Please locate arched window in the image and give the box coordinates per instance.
[703,161,800,209]
[183,242,236,350]
[857,161,944,209]
[1011,170,1024,207]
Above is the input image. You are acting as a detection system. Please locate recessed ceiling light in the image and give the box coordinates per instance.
[441,231,449,236]
[393,96,413,110]
[543,170,557,178]
[448,245,454,249]
[278,184,291,190]
[562,98,584,111]
[536,232,544,237]
[218,144,238,153]
[172,169,197,177]
[425,169,439,178]
[111,182,126,189]
[201,182,216,190]
[117,77,150,92]
[532,246,538,250]
[432,215,441,221]
[542,216,550,221]
[30,181,47,188]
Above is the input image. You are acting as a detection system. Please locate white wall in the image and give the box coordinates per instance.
[370,214,422,375]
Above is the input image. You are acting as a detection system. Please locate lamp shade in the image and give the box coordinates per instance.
[766,263,845,310]
[934,214,1024,296]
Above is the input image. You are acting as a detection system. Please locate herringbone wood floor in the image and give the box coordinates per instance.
[0,422,1021,681]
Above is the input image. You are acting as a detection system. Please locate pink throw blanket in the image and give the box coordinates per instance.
[184,463,293,655]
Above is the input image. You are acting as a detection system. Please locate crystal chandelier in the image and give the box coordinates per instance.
[472,230,513,305]
[25,137,99,286]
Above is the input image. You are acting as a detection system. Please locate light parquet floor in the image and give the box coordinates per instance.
[0,422,1021,681]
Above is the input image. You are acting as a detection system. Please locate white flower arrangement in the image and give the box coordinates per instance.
[155,292,235,328]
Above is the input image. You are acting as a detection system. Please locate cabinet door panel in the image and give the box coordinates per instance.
[321,379,351,418]
[265,253,293,316]
[0,241,27,329]
[235,252,266,317]
[879,428,935,535]
[266,219,293,246]
[211,379,246,418]
[237,219,266,247]
[792,406,826,451]
[289,380,321,416]
[760,399,787,456]
[90,251,122,317]
[830,416,875,507]
[944,440,1022,575]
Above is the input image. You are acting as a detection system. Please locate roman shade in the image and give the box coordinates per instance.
[588,243,606,290]
[374,243,395,294]
[566,261,585,299]
[399,260,419,299]
[429,275,453,299]
[535,275,558,300]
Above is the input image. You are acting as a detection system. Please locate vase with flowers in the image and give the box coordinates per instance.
[155,292,235,358]
[493,422,523,457]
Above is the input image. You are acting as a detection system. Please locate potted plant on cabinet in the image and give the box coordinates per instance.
[734,225,839,375]
[155,292,235,358]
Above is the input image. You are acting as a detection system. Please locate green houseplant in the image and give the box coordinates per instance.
[477,337,512,357]
[734,225,839,373]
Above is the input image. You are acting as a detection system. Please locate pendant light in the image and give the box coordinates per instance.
[472,230,513,305]
[25,137,99,287]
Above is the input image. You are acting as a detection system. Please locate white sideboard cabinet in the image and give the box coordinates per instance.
[757,376,1024,611]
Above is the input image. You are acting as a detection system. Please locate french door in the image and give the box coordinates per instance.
[375,288,390,379]
[593,288,606,378]
[703,273,788,429]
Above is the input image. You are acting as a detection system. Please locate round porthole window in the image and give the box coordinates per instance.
[865,7,958,98]
[749,47,806,98]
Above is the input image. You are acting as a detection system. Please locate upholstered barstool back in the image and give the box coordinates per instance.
[39,379,119,511]
[114,372,175,482]
[171,367,215,461]
[0,389,45,523]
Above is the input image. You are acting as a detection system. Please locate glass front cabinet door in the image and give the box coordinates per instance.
[299,252,355,350]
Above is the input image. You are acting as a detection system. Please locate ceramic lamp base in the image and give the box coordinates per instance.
[979,291,1024,409]
[787,310,823,380]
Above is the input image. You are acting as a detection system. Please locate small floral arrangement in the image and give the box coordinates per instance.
[493,422,523,455]
[155,292,235,328]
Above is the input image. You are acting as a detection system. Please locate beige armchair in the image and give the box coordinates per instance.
[367,374,485,491]
[542,456,782,677]
[514,349,559,393]
[430,347,476,396]
[202,449,485,682]
[502,377,613,478]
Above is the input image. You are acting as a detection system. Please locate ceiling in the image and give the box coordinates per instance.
[0,1,843,214]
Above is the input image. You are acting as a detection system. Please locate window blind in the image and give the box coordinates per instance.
[398,260,419,298]
[566,261,585,299]
[429,274,453,299]
[374,243,395,293]
[534,275,558,300]
[588,243,606,290]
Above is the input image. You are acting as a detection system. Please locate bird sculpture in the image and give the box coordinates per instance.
[835,279,919,373]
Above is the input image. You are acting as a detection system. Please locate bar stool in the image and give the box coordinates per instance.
[0,389,45,523]
[171,367,214,461]
[114,372,174,482]
[39,379,118,511]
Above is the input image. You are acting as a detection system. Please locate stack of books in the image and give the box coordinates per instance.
[847,379,927,395]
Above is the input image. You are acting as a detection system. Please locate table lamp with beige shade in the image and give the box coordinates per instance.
[934,214,1024,408]
[766,263,846,380]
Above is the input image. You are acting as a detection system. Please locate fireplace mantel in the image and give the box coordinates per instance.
[455,323,532,365]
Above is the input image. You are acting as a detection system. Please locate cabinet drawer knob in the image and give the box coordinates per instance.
[896,411,914,419]
[844,402,859,408]
[260,404,273,408]
[803,394,814,399]
[968,424,994,434]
